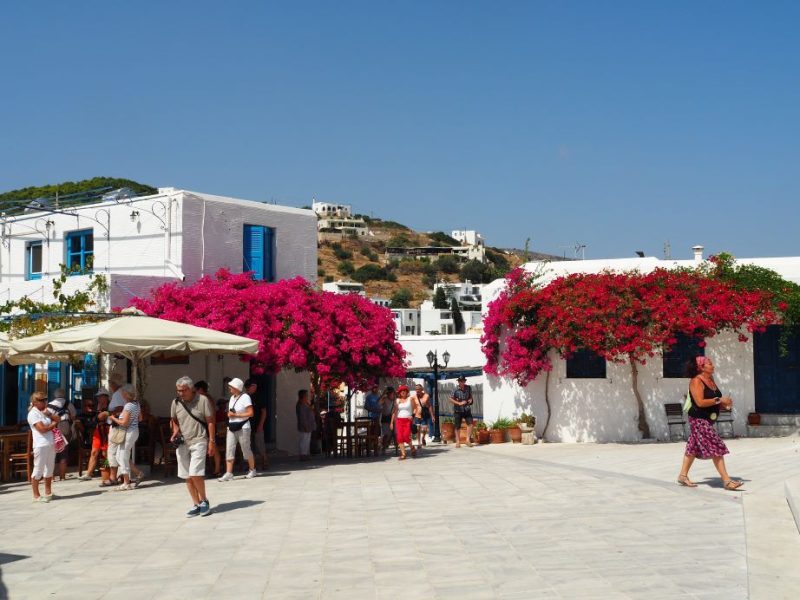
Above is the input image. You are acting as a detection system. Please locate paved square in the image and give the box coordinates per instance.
[1,437,798,599]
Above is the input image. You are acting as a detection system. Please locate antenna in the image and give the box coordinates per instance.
[663,240,671,260]
[574,243,586,260]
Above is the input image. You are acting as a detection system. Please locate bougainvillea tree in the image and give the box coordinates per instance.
[131,269,406,396]
[483,262,783,439]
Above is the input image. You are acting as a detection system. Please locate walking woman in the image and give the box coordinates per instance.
[27,392,59,502]
[109,384,140,491]
[677,356,743,491]
[218,378,257,481]
[391,385,420,460]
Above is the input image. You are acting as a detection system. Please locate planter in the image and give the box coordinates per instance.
[507,425,522,443]
[441,422,456,442]
[489,429,506,444]
[747,413,761,426]
[476,430,490,445]
[99,467,111,482]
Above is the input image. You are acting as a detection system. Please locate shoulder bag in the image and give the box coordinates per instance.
[174,397,210,436]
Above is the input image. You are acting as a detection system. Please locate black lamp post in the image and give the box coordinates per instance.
[426,349,450,442]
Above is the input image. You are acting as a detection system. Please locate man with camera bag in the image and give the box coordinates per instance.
[170,376,216,517]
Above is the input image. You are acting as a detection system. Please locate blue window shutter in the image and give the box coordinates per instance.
[243,225,265,280]
[48,361,62,398]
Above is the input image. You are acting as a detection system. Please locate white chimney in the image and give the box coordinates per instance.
[692,245,704,263]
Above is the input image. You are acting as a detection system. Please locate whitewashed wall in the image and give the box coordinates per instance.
[181,191,317,283]
[482,331,755,442]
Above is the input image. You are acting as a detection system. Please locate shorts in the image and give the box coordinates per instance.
[454,412,473,430]
[92,427,108,451]
[32,445,56,479]
[177,439,208,479]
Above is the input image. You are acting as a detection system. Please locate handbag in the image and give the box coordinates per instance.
[52,425,67,453]
[682,390,692,413]
[109,426,127,445]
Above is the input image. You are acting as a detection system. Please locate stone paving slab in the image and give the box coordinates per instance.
[0,438,797,599]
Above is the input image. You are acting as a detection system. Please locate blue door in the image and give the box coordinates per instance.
[754,325,800,413]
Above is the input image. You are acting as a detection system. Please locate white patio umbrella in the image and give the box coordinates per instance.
[7,315,259,365]
[0,331,9,362]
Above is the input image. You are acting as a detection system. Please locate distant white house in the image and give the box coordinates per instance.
[311,201,351,218]
[451,229,484,248]
[321,280,367,296]
[0,188,317,455]
[312,200,368,240]
[433,279,484,311]
[392,308,421,336]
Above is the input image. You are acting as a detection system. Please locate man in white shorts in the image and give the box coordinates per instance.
[170,376,216,517]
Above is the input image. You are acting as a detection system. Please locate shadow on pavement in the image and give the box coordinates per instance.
[0,552,28,600]
[213,499,265,514]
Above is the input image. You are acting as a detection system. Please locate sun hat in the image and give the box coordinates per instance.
[95,388,110,397]
[397,385,409,393]
[228,377,244,392]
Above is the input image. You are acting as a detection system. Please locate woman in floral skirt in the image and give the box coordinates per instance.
[677,356,743,491]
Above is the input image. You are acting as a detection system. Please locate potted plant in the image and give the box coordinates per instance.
[747,412,761,426]
[516,413,536,431]
[489,418,513,443]
[507,419,523,443]
[441,417,456,442]
[99,457,111,482]
[473,421,490,445]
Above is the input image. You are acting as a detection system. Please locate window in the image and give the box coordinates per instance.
[566,349,607,378]
[26,241,43,280]
[663,333,704,378]
[243,224,275,281]
[65,229,93,275]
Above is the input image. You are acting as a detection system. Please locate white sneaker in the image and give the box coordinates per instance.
[245,470,257,479]
[217,472,234,482]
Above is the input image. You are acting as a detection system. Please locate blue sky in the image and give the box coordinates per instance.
[1,2,798,259]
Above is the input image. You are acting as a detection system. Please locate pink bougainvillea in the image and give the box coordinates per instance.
[482,266,780,438]
[131,270,406,394]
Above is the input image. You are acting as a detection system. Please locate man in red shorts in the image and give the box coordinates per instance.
[78,389,111,482]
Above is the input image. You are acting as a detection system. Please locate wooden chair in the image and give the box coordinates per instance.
[7,432,33,482]
[157,420,178,477]
[715,408,735,438]
[664,403,687,441]
[135,416,158,469]
[353,419,379,457]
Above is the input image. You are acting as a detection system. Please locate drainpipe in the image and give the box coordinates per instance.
[692,245,704,263]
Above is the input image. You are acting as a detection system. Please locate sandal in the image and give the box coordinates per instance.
[677,475,697,488]
[99,480,115,487]
[724,480,743,491]
[398,455,406,461]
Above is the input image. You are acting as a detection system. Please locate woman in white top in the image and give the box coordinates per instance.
[108,384,140,491]
[218,377,257,481]
[27,391,60,502]
[391,385,420,460]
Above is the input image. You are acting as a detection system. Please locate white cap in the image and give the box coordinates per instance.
[228,377,244,392]
[95,388,110,397]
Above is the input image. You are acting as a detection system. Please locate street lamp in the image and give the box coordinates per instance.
[426,349,450,441]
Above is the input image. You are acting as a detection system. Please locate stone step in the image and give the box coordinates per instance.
[747,424,800,438]
[759,414,800,427]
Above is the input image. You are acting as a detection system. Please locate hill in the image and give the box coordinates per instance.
[317,220,561,308]
[0,177,157,215]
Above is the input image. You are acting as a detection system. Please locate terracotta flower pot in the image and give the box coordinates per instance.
[458,426,469,443]
[489,429,506,443]
[747,413,761,426]
[476,430,490,445]
[99,467,111,482]
[441,422,456,442]
[508,425,522,443]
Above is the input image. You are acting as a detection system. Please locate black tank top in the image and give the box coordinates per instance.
[688,380,721,422]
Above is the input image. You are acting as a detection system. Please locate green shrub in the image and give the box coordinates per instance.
[436,255,460,274]
[391,288,413,308]
[337,260,355,276]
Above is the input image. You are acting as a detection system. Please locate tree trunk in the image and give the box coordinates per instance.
[629,356,651,439]
[542,367,552,441]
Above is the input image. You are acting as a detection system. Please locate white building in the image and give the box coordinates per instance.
[433,280,484,311]
[0,188,317,455]
[451,229,484,248]
[478,247,800,442]
[311,201,351,218]
[418,301,482,336]
[392,308,421,336]
[322,280,366,296]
